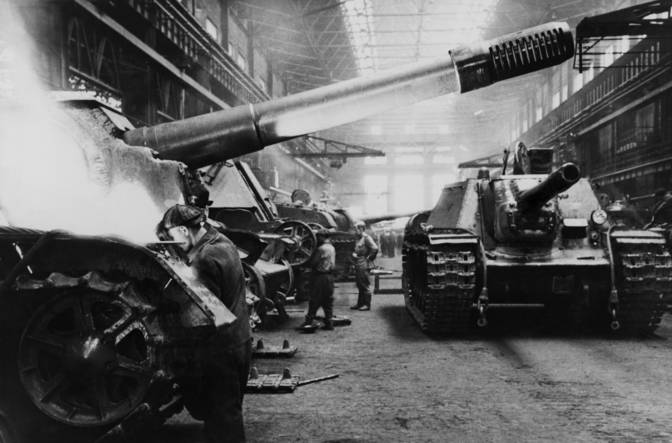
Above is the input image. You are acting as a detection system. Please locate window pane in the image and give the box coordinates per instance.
[364,156,387,165]
[432,154,455,164]
[394,155,424,165]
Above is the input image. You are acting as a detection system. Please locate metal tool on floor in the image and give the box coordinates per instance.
[246,367,300,393]
[297,373,340,387]
[246,368,340,394]
[252,338,297,358]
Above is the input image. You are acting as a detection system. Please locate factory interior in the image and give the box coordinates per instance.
[2,0,672,442]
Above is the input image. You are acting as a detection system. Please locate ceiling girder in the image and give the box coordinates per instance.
[291,136,386,158]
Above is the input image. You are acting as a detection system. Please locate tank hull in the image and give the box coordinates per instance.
[403,176,672,335]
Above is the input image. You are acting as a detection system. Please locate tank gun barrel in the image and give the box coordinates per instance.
[124,22,574,168]
[517,163,581,213]
[361,212,419,226]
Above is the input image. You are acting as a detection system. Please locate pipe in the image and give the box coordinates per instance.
[124,22,574,168]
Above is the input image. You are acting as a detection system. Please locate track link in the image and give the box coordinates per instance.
[613,239,672,335]
[405,243,476,334]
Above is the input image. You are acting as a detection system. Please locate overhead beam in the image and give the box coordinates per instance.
[290,136,385,158]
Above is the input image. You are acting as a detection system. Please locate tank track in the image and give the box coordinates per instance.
[404,242,477,334]
[613,237,672,335]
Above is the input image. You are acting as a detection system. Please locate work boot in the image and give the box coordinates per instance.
[350,305,361,310]
[358,305,370,311]
[322,320,334,330]
[299,319,318,329]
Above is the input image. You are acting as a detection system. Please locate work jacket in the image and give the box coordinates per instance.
[188,226,251,348]
[353,232,378,268]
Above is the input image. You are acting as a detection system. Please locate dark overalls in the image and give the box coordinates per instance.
[188,227,252,443]
[353,232,378,309]
[305,240,336,327]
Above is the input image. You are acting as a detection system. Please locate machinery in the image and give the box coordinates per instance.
[0,22,574,442]
[403,146,672,335]
[276,196,415,279]
[211,170,407,282]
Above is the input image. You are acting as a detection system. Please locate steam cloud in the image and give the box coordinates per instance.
[0,4,170,243]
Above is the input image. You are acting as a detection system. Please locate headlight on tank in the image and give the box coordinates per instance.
[590,209,608,226]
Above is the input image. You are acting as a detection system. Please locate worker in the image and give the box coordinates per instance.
[395,230,404,254]
[300,229,337,330]
[350,220,379,311]
[158,204,251,443]
[647,187,672,228]
[382,229,395,257]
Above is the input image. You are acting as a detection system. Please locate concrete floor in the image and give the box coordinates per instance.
[151,255,672,442]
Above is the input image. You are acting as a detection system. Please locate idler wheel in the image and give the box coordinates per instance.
[274,220,317,267]
[17,290,155,427]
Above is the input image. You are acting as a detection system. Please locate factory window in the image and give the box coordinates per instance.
[585,64,595,82]
[393,174,424,213]
[364,156,387,165]
[228,14,248,71]
[535,89,543,122]
[254,49,269,90]
[362,175,388,215]
[597,124,613,162]
[620,35,630,54]
[560,65,568,102]
[551,70,561,109]
[615,102,658,154]
[204,17,218,41]
[510,120,518,142]
[395,146,423,153]
[236,52,247,71]
[602,45,615,67]
[573,71,583,92]
[432,154,455,164]
[272,74,285,97]
[394,155,424,165]
[635,102,658,143]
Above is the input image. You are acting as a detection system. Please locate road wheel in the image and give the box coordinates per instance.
[1,279,158,442]
[274,221,317,267]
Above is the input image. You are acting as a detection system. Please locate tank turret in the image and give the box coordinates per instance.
[123,22,574,168]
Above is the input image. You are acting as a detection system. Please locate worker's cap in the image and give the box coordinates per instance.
[161,204,205,230]
[354,220,366,228]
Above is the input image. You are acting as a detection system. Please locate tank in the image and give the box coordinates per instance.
[275,191,414,280]
[403,145,672,335]
[0,22,574,442]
